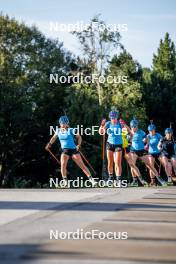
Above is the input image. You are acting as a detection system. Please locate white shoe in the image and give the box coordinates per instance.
[89,178,97,187]
[60,179,68,188]
[167,176,173,185]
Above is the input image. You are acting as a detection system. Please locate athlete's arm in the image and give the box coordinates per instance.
[145,135,149,144]
[45,134,57,151]
[125,124,131,134]
[142,131,147,143]
[119,119,131,134]
[75,134,82,150]
[157,139,163,151]
[123,124,131,135]
[99,119,106,135]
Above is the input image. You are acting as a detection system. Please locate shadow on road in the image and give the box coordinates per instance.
[0,201,176,211]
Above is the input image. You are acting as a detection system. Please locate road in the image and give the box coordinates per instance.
[0,187,176,264]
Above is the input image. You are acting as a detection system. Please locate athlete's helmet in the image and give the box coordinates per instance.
[109,110,119,119]
[59,115,69,124]
[148,124,156,131]
[165,128,173,134]
[130,118,139,128]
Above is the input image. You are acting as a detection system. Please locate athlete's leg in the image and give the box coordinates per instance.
[60,153,69,178]
[147,155,156,181]
[171,157,176,175]
[126,153,148,186]
[72,153,91,177]
[131,167,138,177]
[125,152,137,177]
[159,155,173,184]
[127,153,141,186]
[126,152,141,177]
[147,155,158,177]
[106,149,114,177]
[124,151,138,186]
[141,155,159,176]
[114,150,122,177]
[160,156,172,177]
[141,154,167,185]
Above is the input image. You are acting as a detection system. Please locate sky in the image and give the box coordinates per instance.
[1,0,176,67]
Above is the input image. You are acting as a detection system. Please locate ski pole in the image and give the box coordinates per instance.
[101,133,108,180]
[100,118,107,180]
[47,148,61,165]
[154,159,162,176]
[170,122,174,142]
[79,150,96,176]
[124,148,131,181]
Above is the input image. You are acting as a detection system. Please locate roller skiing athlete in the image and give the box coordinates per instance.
[99,110,130,187]
[45,116,97,187]
[146,123,167,186]
[158,127,176,186]
[125,119,161,187]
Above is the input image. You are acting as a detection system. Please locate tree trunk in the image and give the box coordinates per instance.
[96,80,103,106]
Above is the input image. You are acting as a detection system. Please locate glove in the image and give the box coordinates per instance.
[76,145,81,151]
[119,119,126,125]
[144,144,149,151]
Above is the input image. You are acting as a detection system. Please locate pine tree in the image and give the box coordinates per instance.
[143,33,176,130]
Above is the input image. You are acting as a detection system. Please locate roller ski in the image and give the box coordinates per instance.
[129,178,138,187]
[156,176,167,186]
[149,178,157,187]
[138,176,148,187]
[88,176,98,187]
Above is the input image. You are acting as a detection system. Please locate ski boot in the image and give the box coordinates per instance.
[114,176,122,187]
[167,176,173,186]
[150,178,157,187]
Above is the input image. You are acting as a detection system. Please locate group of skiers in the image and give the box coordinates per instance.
[45,110,176,187]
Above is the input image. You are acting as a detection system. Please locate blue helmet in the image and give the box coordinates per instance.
[148,124,156,131]
[59,115,69,124]
[109,110,119,119]
[130,118,139,128]
[165,128,173,134]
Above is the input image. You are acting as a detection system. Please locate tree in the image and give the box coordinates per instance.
[143,33,176,130]
[72,15,122,106]
[104,50,147,125]
[0,14,70,186]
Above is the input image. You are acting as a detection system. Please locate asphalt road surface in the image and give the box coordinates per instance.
[0,187,176,264]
